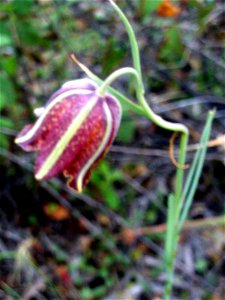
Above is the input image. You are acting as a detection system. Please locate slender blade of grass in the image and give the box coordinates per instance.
[178,110,215,231]
[165,194,176,261]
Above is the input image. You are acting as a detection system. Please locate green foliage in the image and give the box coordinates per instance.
[28,215,38,226]
[16,21,43,47]
[90,161,123,210]
[0,71,16,110]
[0,56,17,76]
[4,0,34,16]
[68,236,130,298]
[1,283,23,300]
[0,14,14,47]
[0,117,14,149]
[196,258,208,273]
[145,209,157,224]
[196,2,215,26]
[117,118,136,144]
[69,29,104,55]
[81,286,106,299]
[160,26,184,63]
[134,0,163,19]
[0,24,13,47]
[102,37,126,76]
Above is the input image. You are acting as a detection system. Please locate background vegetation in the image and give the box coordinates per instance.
[0,0,224,299]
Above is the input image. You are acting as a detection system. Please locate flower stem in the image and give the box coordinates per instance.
[105,3,190,298]
[70,53,147,117]
[99,70,189,300]
[99,65,189,136]
[136,89,188,135]
[109,0,143,85]
[97,67,140,96]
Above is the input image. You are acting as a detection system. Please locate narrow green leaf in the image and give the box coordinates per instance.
[165,193,176,261]
[178,110,215,231]
[0,72,16,110]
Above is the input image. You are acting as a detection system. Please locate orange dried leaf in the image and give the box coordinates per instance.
[43,203,69,221]
[157,0,181,17]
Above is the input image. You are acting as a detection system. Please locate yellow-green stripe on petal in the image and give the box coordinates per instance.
[76,101,112,192]
[35,96,98,180]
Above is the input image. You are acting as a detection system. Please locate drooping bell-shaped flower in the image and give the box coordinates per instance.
[15,78,121,192]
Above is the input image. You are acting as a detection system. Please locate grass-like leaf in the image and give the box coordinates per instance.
[178,110,215,231]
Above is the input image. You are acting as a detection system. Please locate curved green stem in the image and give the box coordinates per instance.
[137,89,188,135]
[102,5,189,298]
[99,65,189,136]
[98,67,140,96]
[69,54,147,117]
[109,0,143,87]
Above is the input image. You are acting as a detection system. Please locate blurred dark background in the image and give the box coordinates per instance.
[0,0,224,299]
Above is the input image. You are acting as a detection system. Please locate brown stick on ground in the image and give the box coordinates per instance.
[120,215,225,240]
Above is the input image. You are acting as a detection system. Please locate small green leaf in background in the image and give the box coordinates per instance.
[11,0,34,16]
[196,258,208,273]
[80,287,92,300]
[117,119,136,144]
[160,26,184,63]
[0,71,16,110]
[0,33,13,48]
[0,56,17,76]
[90,161,123,210]
[0,116,14,149]
[103,185,120,210]
[0,116,14,129]
[137,0,163,18]
[101,37,126,76]
[16,21,42,47]
[0,20,14,48]
[68,29,104,55]
[197,2,215,26]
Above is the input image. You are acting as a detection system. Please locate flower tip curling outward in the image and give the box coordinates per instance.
[15,78,121,192]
